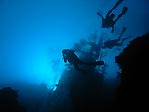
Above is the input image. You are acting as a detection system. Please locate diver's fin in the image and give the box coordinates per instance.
[119,26,127,38]
[122,35,132,41]
[122,37,129,41]
[115,0,124,7]
[122,6,128,15]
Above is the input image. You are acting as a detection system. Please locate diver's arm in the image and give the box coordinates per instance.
[97,12,104,20]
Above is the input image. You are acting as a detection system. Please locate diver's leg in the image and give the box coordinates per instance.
[84,61,104,66]
[77,59,86,65]
[74,64,86,72]
[107,0,124,15]
[116,37,129,46]
[117,27,127,40]
[115,43,123,47]
[114,6,128,24]
[122,36,130,42]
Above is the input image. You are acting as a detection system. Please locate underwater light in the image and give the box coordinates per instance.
[23,48,66,91]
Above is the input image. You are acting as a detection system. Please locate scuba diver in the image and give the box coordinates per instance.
[97,0,128,33]
[62,49,104,72]
[102,27,131,49]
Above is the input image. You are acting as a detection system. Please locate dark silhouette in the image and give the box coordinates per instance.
[102,27,131,49]
[62,49,104,72]
[115,33,149,111]
[97,0,128,33]
[0,87,26,112]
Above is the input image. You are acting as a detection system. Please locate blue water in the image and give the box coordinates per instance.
[0,0,148,94]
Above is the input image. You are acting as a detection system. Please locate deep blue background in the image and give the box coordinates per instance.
[0,0,148,87]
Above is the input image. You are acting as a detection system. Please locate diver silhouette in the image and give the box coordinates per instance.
[102,27,131,49]
[97,0,128,33]
[62,49,104,72]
